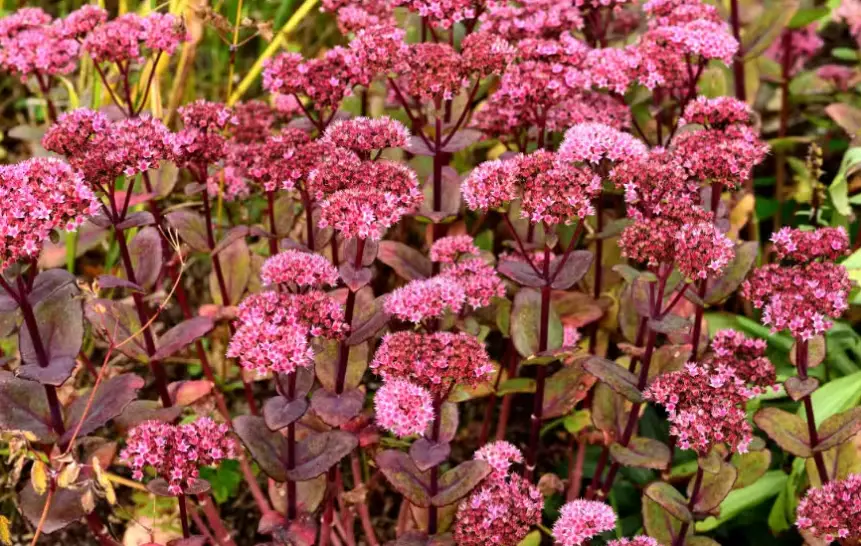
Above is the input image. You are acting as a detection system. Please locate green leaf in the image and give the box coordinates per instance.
[198,460,241,504]
[510,288,563,358]
[788,6,830,27]
[610,437,671,470]
[542,366,593,419]
[496,377,536,396]
[690,462,737,513]
[517,530,542,546]
[815,407,861,452]
[431,460,491,506]
[828,147,861,218]
[643,495,688,545]
[732,450,772,489]
[696,471,788,532]
[742,0,800,60]
[802,370,861,421]
[564,409,592,434]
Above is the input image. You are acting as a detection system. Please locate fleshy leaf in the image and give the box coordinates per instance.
[410,438,451,472]
[549,251,594,290]
[233,415,288,482]
[19,483,85,534]
[376,449,431,507]
[377,241,432,280]
[510,288,563,358]
[542,366,595,419]
[784,377,819,401]
[287,430,358,481]
[210,237,250,306]
[815,407,861,452]
[315,341,368,392]
[498,259,544,288]
[644,481,692,522]
[128,227,162,290]
[60,374,145,445]
[151,317,214,361]
[690,462,737,513]
[610,437,671,470]
[754,407,812,457]
[431,460,491,506]
[310,388,364,427]
[582,356,643,403]
[0,371,55,442]
[263,396,309,431]
[166,210,210,252]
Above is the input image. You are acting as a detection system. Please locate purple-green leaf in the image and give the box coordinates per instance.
[210,237,250,306]
[510,288,563,358]
[233,415,288,482]
[96,274,144,293]
[129,226,163,290]
[815,407,861,452]
[60,374,145,445]
[497,258,544,288]
[287,430,358,481]
[19,482,85,534]
[644,481,692,522]
[315,340,368,392]
[690,462,737,513]
[785,377,819,401]
[310,388,364,427]
[376,449,430,507]
[151,317,214,361]
[542,365,594,419]
[431,460,491,506]
[166,210,210,252]
[705,241,757,304]
[377,241,432,281]
[0,371,55,442]
[610,437,671,470]
[549,251,594,290]
[409,438,451,472]
[583,356,643,403]
[754,407,812,457]
[264,396,309,431]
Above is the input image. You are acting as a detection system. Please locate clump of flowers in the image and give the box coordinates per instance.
[645,362,754,454]
[454,443,542,546]
[475,441,524,477]
[260,250,339,290]
[681,96,754,128]
[796,474,861,543]
[557,122,647,166]
[384,276,466,323]
[552,499,617,546]
[374,378,435,438]
[397,43,467,103]
[441,258,507,309]
[393,0,476,28]
[0,8,80,81]
[122,418,236,495]
[371,331,494,396]
[262,48,357,113]
[0,158,98,268]
[430,235,481,264]
[322,116,410,155]
[479,0,584,40]
[172,100,237,168]
[710,329,776,393]
[227,291,347,375]
[673,221,734,280]
[83,12,187,65]
[766,24,823,76]
[608,538,660,546]
[743,227,851,340]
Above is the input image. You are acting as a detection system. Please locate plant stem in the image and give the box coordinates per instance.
[688,182,722,361]
[525,244,552,482]
[428,395,443,534]
[590,196,603,355]
[266,190,280,256]
[287,371,298,520]
[796,340,829,484]
[178,494,191,538]
[729,0,745,102]
[775,31,792,231]
[672,466,704,546]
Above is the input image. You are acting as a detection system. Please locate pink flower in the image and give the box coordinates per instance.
[260,250,339,289]
[796,474,861,543]
[322,0,395,32]
[565,47,639,95]
[710,329,775,393]
[742,261,850,340]
[479,0,584,41]
[0,158,98,269]
[322,116,410,155]
[207,165,250,202]
[766,25,823,76]
[645,362,754,454]
[0,9,80,80]
[60,5,108,38]
[817,64,856,91]
[371,331,494,396]
[681,96,754,128]
[674,221,735,280]
[397,43,467,102]
[172,100,236,167]
[564,325,582,347]
[384,277,467,323]
[557,122,647,165]
[83,12,186,64]
[393,0,476,28]
[246,129,319,193]
[454,473,543,546]
[430,235,481,264]
[608,538,660,546]
[374,378,435,437]
[121,417,236,496]
[647,19,739,64]
[671,124,768,190]
[610,148,699,221]
[441,259,505,310]
[521,162,602,224]
[462,158,518,211]
[229,100,276,144]
[552,500,617,546]
[475,441,524,477]
[771,227,849,263]
[546,92,632,132]
[347,25,409,83]
[263,47,357,112]
[227,291,347,375]
[462,32,515,77]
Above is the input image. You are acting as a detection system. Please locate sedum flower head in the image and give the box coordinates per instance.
[374,378,435,437]
[608,538,660,546]
[322,116,410,154]
[674,221,735,280]
[393,0,476,28]
[0,9,80,80]
[122,417,236,496]
[398,43,467,102]
[260,250,339,290]
[553,500,617,546]
[475,441,524,477]
[557,122,647,166]
[441,257,507,309]
[0,158,98,269]
[771,227,849,263]
[479,0,584,41]
[83,12,187,64]
[710,329,775,393]
[644,362,754,454]
[796,474,861,543]
[681,96,754,128]
[671,124,768,190]
[453,473,543,546]
[430,235,481,264]
[371,331,494,396]
[384,276,467,323]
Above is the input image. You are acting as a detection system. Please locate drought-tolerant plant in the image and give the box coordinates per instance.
[1,1,861,546]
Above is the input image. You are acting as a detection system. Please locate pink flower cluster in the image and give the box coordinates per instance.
[384,276,467,322]
[0,8,80,80]
[475,440,524,477]
[430,235,481,264]
[263,48,358,112]
[645,362,754,454]
[43,109,173,185]
[83,12,187,64]
[172,100,237,168]
[393,0,477,28]
[552,499,617,546]
[441,258,507,309]
[796,474,861,543]
[121,417,236,495]
[817,64,856,91]
[0,158,98,269]
[371,331,494,396]
[681,96,754,128]
[454,443,542,546]
[322,116,410,155]
[374,378,435,437]
[462,32,516,77]
[322,0,395,33]
[673,221,734,280]
[557,122,647,166]
[463,151,601,225]
[710,329,775,393]
[227,290,347,375]
[771,226,850,263]
[246,128,318,193]
[260,250,340,290]
[671,124,769,190]
[398,43,469,102]
[608,538,660,546]
[744,228,850,340]
[766,24,824,76]
[479,0,584,40]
